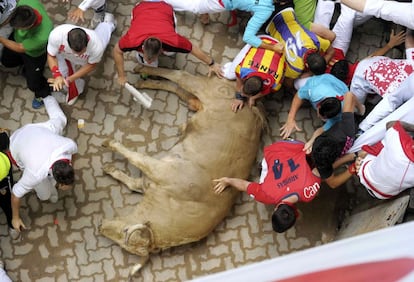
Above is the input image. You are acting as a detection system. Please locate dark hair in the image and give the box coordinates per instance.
[9,5,36,28]
[52,160,75,185]
[0,132,10,152]
[243,76,263,96]
[311,136,340,168]
[318,97,341,119]
[306,52,326,75]
[143,37,162,60]
[330,60,349,83]
[68,28,88,53]
[272,204,297,233]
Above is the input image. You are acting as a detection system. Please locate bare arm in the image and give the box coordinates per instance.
[190,45,223,78]
[212,177,250,194]
[324,169,354,189]
[0,37,25,53]
[368,29,406,58]
[341,0,366,12]
[11,193,26,231]
[280,93,304,139]
[68,63,97,82]
[310,23,336,43]
[258,41,284,53]
[304,126,324,154]
[113,43,127,86]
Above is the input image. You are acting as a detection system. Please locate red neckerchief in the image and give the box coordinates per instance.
[32,9,43,27]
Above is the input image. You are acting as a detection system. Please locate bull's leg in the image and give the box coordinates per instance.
[136,80,201,111]
[102,139,174,185]
[103,164,144,193]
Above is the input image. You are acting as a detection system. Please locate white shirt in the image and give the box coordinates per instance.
[47,24,105,66]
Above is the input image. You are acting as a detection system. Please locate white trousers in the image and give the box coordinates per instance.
[0,268,12,282]
[359,73,414,132]
[162,0,225,14]
[364,0,414,29]
[348,94,414,153]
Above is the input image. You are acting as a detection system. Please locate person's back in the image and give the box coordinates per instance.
[265,7,331,79]
[47,24,105,66]
[358,121,414,199]
[12,0,53,57]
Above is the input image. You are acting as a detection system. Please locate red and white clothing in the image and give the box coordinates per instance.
[247,141,321,205]
[119,1,192,67]
[222,35,285,93]
[10,96,77,201]
[350,56,414,104]
[47,23,114,98]
[358,121,414,199]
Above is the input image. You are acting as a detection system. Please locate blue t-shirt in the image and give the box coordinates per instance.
[298,74,349,130]
[223,0,274,47]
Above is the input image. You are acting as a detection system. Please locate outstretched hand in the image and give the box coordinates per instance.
[388,29,406,48]
[280,120,301,139]
[68,8,85,24]
[208,63,224,78]
[231,99,244,113]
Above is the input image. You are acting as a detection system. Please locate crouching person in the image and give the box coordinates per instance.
[355,121,414,199]
[222,34,285,113]
[47,13,116,105]
[9,96,78,233]
[214,140,321,233]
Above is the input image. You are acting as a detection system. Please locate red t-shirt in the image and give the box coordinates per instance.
[118,2,192,53]
[247,141,321,205]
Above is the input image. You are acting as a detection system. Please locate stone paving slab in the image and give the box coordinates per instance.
[0,1,401,281]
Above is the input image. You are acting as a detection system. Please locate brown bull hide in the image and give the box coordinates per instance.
[100,66,266,275]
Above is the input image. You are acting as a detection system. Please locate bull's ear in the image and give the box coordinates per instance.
[123,223,154,255]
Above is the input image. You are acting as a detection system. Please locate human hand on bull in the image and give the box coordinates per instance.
[208,63,224,78]
[231,99,244,113]
[212,178,230,194]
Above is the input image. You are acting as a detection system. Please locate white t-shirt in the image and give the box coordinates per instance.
[358,122,414,199]
[47,24,105,66]
[351,56,414,100]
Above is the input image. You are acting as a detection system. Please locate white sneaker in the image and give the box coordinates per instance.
[9,228,20,240]
[103,12,117,32]
[49,194,59,203]
[90,11,105,29]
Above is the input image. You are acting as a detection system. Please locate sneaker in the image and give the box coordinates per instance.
[9,228,20,240]
[0,260,4,270]
[66,94,79,106]
[32,97,44,109]
[103,12,117,32]
[90,11,105,29]
[355,129,365,139]
[49,194,58,203]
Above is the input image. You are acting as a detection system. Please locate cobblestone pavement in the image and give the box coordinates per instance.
[0,1,401,281]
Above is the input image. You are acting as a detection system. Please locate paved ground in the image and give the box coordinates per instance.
[0,1,406,281]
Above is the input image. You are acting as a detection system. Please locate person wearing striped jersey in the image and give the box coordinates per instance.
[222,35,286,112]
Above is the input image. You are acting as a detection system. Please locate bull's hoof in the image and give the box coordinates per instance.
[102,139,116,148]
[103,164,116,175]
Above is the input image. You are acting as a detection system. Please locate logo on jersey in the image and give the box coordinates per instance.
[303,182,320,199]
